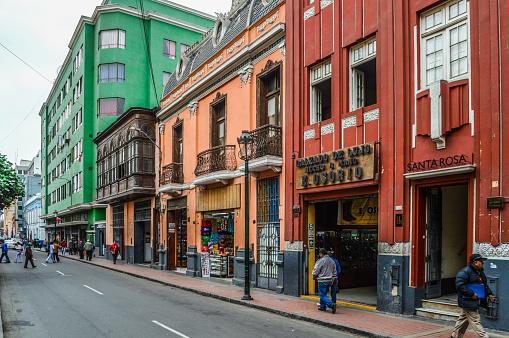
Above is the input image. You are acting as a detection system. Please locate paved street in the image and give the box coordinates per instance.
[0,251,357,338]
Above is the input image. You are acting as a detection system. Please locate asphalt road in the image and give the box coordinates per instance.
[0,251,358,338]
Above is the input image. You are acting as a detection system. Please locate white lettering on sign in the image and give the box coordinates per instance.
[257,11,279,33]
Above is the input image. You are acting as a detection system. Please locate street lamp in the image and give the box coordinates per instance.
[237,130,254,301]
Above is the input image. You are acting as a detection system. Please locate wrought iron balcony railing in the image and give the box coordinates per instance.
[250,124,282,159]
[194,145,237,177]
[160,163,184,185]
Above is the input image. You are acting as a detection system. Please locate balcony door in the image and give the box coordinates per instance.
[210,93,226,148]
[173,122,183,164]
[257,61,281,127]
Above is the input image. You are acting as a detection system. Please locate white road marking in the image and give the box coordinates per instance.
[152,320,191,338]
[41,263,47,267]
[83,285,103,295]
[56,270,65,276]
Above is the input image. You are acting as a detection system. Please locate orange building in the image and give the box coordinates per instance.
[158,0,286,290]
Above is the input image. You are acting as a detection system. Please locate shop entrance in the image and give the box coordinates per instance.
[167,208,187,270]
[308,196,378,304]
[424,184,468,299]
[134,202,152,264]
[201,210,235,278]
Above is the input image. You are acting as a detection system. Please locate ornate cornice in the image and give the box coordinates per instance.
[187,100,199,115]
[378,242,411,256]
[238,63,254,87]
[475,243,509,258]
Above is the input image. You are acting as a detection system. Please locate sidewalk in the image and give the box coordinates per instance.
[59,253,507,338]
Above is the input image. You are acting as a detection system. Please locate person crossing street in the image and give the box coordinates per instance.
[24,242,36,269]
[0,240,11,263]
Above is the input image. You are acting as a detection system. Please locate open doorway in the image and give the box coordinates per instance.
[134,201,152,264]
[424,184,468,299]
[310,195,378,305]
[167,207,187,270]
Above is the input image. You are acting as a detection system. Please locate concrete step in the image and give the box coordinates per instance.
[415,307,459,321]
[421,299,461,314]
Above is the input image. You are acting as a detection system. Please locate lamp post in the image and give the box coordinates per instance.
[237,130,254,301]
[53,211,61,241]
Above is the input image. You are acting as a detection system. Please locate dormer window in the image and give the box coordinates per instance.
[212,15,229,47]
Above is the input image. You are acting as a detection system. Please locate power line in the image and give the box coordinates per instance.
[0,41,53,84]
[0,94,45,146]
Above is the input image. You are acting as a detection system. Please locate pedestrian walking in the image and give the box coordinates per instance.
[53,240,60,262]
[14,241,24,263]
[451,254,495,338]
[0,240,11,263]
[329,250,342,305]
[24,243,36,269]
[46,242,55,263]
[110,241,120,264]
[312,248,337,313]
[84,240,94,261]
[78,240,85,259]
[61,239,67,255]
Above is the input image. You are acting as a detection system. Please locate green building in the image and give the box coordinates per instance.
[39,0,214,242]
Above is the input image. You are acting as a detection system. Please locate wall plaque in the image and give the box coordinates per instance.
[296,143,376,189]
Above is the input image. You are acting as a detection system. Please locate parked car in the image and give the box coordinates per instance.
[5,238,21,249]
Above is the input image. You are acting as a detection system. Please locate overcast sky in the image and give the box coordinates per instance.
[0,0,230,164]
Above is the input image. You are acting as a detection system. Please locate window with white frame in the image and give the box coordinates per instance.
[309,59,332,124]
[350,38,377,111]
[73,46,83,74]
[420,0,469,87]
[99,29,126,49]
[98,63,125,83]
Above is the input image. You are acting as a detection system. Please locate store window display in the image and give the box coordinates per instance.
[201,210,234,277]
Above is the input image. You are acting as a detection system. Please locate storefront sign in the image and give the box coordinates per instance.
[201,252,211,278]
[338,197,378,225]
[296,143,376,189]
[406,154,471,173]
[168,223,175,233]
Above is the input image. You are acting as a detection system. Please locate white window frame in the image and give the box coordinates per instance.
[419,0,469,89]
[349,37,377,111]
[309,59,332,124]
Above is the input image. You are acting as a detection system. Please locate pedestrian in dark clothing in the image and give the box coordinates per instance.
[78,240,85,259]
[329,250,341,305]
[451,254,495,338]
[110,241,120,264]
[0,240,11,263]
[313,248,337,313]
[24,243,36,269]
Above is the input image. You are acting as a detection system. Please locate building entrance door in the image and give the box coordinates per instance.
[134,201,151,264]
[167,207,187,269]
[423,184,468,299]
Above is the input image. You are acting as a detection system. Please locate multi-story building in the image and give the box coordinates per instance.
[39,0,215,244]
[285,0,509,331]
[153,0,285,288]
[24,193,45,241]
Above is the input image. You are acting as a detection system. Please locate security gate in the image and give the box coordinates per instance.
[256,177,280,290]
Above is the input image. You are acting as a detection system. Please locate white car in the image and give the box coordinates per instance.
[4,239,21,249]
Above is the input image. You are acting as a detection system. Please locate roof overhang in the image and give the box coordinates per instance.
[403,165,476,180]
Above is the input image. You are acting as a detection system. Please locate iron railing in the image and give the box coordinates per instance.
[160,163,184,185]
[194,145,237,176]
[250,124,282,159]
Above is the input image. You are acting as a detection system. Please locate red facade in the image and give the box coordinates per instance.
[284,0,509,326]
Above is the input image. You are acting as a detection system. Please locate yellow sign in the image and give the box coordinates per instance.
[338,197,378,225]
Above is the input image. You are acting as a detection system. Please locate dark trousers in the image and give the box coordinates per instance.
[112,253,118,264]
[331,278,339,304]
[86,250,93,261]
[24,256,35,268]
[54,252,60,262]
[79,250,84,259]
[0,252,10,263]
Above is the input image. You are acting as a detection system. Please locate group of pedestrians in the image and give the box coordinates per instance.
[0,239,36,268]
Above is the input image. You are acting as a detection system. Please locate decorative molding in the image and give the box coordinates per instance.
[320,0,334,9]
[363,108,379,122]
[278,41,286,57]
[238,63,254,87]
[211,91,226,105]
[303,128,315,140]
[378,242,411,256]
[187,100,199,115]
[430,81,446,149]
[475,243,509,258]
[303,7,315,20]
[284,241,303,252]
[342,116,357,129]
[320,123,334,135]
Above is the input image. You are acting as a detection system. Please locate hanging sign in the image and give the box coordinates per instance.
[201,252,210,278]
[296,143,376,189]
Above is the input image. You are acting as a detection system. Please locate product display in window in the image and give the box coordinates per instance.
[201,211,234,257]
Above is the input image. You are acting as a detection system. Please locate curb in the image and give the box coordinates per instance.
[59,254,389,338]
[0,274,4,338]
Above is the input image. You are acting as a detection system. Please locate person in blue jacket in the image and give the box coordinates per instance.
[329,249,341,305]
[0,240,11,263]
[451,254,495,338]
